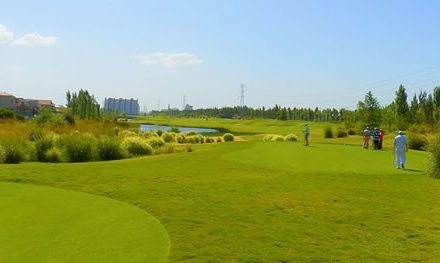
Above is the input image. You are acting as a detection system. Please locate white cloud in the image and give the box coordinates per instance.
[13,32,57,47]
[0,24,13,43]
[136,52,202,67]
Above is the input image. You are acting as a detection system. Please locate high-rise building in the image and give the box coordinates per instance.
[104,98,140,115]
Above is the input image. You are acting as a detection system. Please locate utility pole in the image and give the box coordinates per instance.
[183,95,186,110]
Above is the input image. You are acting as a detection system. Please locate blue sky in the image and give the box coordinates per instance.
[1,0,440,110]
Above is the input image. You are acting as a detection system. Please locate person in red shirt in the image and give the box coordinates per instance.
[379,129,384,149]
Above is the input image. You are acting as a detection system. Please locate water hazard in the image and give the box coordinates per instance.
[140,124,219,133]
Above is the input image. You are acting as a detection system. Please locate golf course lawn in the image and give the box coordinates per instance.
[1,141,439,262]
[0,182,169,263]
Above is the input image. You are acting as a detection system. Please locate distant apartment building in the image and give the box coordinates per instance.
[104,98,140,115]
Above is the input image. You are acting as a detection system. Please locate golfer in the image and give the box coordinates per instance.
[372,128,380,150]
[303,123,310,146]
[363,127,370,149]
[394,131,408,169]
[379,129,384,149]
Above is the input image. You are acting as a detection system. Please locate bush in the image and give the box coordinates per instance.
[285,134,298,142]
[176,134,186,144]
[186,130,198,136]
[98,137,125,161]
[223,133,234,142]
[216,137,223,143]
[162,132,176,143]
[0,107,17,119]
[63,109,76,125]
[185,136,198,144]
[142,131,159,139]
[45,148,64,163]
[347,128,356,135]
[324,127,334,138]
[408,133,429,151]
[429,136,440,178]
[205,137,215,143]
[263,134,284,141]
[35,136,55,162]
[1,141,28,164]
[59,134,97,162]
[121,136,153,156]
[29,128,44,141]
[121,130,138,138]
[336,127,348,138]
[169,127,180,133]
[147,137,165,148]
[156,129,164,136]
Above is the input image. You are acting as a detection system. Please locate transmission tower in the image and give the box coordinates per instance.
[240,84,245,107]
[183,95,186,110]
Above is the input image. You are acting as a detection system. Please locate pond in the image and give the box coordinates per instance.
[139,124,219,133]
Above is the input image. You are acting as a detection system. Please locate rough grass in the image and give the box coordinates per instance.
[0,141,437,262]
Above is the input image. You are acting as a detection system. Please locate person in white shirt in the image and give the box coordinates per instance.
[393,131,408,169]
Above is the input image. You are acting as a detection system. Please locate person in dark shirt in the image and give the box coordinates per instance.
[372,127,380,150]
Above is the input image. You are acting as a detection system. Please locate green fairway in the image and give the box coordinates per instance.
[0,141,439,261]
[0,182,169,263]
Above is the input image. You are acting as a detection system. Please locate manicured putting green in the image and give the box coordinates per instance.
[0,182,169,263]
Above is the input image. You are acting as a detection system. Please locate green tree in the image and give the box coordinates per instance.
[394,84,410,129]
[66,89,101,120]
[357,91,381,127]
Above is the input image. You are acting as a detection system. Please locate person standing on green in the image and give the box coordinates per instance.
[303,123,310,146]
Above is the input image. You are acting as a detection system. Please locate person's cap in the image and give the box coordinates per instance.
[398,131,403,135]
[366,126,369,129]
[374,127,377,130]
[380,129,383,131]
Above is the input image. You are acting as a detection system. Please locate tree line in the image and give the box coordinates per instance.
[154,85,440,132]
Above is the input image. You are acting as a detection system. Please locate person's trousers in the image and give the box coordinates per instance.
[363,137,369,148]
[395,151,406,167]
[373,140,379,149]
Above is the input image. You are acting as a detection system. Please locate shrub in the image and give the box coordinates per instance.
[147,137,165,148]
[176,134,186,144]
[186,130,198,136]
[162,132,176,143]
[35,136,55,162]
[185,136,198,144]
[429,136,440,178]
[0,107,17,119]
[169,127,180,133]
[347,128,356,135]
[185,144,193,152]
[197,135,205,144]
[63,109,76,125]
[29,128,44,142]
[336,127,348,138]
[408,133,429,151]
[97,137,125,161]
[216,137,223,143]
[1,141,28,163]
[156,129,163,136]
[142,131,159,139]
[121,136,153,156]
[205,137,215,143]
[59,134,97,162]
[121,130,138,138]
[0,145,4,163]
[263,134,284,141]
[324,127,334,138]
[285,134,298,142]
[45,148,64,163]
[223,133,234,142]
